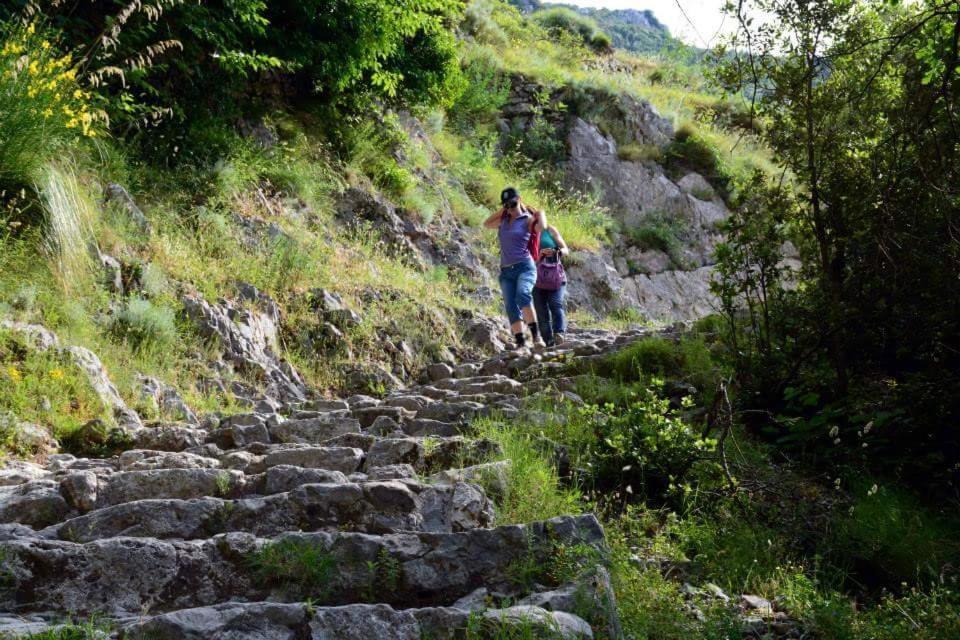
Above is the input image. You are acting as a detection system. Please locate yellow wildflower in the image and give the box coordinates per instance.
[26,23,36,35]
[73,89,83,99]
[6,366,21,382]
[42,107,52,118]
[40,40,50,50]
[28,60,39,75]
[49,368,64,380]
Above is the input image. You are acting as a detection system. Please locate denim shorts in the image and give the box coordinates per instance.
[499,258,537,324]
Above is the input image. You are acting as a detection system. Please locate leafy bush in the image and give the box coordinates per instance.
[533,7,611,52]
[110,297,177,353]
[503,114,567,165]
[449,48,511,133]
[589,31,612,53]
[585,387,716,499]
[0,22,100,187]
[665,122,731,196]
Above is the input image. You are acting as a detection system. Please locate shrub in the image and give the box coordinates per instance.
[534,7,602,44]
[665,122,731,194]
[0,22,100,187]
[589,31,612,53]
[617,142,662,163]
[449,48,511,133]
[584,388,716,499]
[110,297,177,353]
[503,115,567,165]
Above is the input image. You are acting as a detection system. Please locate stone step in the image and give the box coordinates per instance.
[37,478,492,542]
[117,601,594,639]
[0,515,604,617]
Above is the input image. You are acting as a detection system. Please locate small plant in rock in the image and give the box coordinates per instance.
[214,471,232,497]
[362,547,402,602]
[250,539,337,600]
[16,618,111,639]
[617,142,662,163]
[464,610,567,640]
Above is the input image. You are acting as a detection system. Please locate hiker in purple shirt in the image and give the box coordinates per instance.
[483,187,547,351]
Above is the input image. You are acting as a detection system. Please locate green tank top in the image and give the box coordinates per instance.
[540,229,557,250]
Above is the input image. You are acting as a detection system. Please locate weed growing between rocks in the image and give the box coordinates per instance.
[250,538,337,601]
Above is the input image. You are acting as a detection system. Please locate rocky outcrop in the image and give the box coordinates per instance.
[182,284,307,404]
[562,116,725,323]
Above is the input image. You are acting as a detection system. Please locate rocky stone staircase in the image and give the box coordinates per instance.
[0,328,651,639]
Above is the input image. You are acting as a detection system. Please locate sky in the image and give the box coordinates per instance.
[544,0,736,48]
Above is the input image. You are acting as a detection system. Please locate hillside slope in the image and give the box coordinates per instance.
[3,1,957,638]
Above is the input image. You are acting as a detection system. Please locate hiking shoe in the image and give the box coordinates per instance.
[531,337,547,352]
[554,333,565,345]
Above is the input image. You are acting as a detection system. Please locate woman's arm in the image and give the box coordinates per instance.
[526,206,548,232]
[483,208,505,229]
[547,225,568,251]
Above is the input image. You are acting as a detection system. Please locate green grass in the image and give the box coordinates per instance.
[0,328,109,454]
[472,417,582,526]
[13,619,111,639]
[830,478,960,584]
[250,538,337,600]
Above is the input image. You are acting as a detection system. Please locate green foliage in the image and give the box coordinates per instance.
[362,547,402,602]
[715,0,960,488]
[584,388,716,500]
[109,297,177,354]
[0,329,109,452]
[616,142,661,163]
[664,122,731,196]
[533,7,610,52]
[0,22,101,188]
[624,212,689,270]
[464,612,566,640]
[604,335,718,395]
[472,418,581,525]
[449,48,511,133]
[14,619,111,639]
[830,479,960,584]
[251,538,337,600]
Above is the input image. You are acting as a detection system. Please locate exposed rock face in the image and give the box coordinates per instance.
[0,328,653,639]
[139,375,198,424]
[563,116,726,323]
[182,285,307,404]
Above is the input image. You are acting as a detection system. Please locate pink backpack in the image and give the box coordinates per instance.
[536,255,566,290]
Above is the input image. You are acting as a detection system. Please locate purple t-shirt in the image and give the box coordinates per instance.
[499,212,533,266]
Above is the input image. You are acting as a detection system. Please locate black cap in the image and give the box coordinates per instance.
[500,187,520,205]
